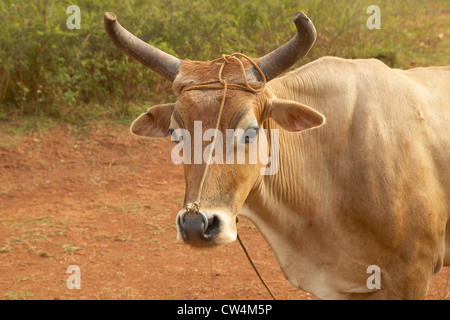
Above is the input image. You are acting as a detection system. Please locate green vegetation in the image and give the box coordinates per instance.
[0,0,448,124]
[4,291,34,300]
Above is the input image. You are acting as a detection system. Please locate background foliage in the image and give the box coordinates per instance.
[0,0,449,123]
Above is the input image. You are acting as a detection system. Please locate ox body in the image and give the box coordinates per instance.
[104,11,450,299]
[242,58,450,299]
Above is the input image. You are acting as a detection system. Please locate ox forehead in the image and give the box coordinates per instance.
[105,10,450,300]
[172,54,268,126]
[173,57,266,93]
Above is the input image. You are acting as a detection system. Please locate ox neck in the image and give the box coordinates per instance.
[244,65,328,231]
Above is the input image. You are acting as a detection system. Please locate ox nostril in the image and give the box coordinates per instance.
[179,209,208,232]
[177,211,221,245]
[180,212,208,243]
[204,215,220,236]
[181,211,206,231]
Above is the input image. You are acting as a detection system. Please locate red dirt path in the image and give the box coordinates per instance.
[0,123,448,300]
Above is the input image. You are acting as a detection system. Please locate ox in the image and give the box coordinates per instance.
[104,11,450,299]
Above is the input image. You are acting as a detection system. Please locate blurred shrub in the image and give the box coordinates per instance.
[0,0,448,122]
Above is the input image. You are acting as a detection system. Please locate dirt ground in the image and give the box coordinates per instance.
[0,122,448,300]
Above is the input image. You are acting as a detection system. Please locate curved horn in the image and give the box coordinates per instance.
[257,11,317,81]
[104,12,181,82]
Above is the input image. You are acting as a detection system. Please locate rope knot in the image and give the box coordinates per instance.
[185,202,200,212]
[221,54,235,64]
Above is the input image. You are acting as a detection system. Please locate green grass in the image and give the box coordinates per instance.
[0,0,448,125]
[0,215,71,256]
[62,244,80,253]
[4,291,34,300]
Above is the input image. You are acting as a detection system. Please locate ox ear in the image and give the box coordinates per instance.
[130,103,175,137]
[267,99,326,132]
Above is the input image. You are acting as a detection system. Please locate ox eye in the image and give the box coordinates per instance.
[242,127,259,144]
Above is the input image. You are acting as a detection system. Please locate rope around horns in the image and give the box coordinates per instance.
[181,54,276,300]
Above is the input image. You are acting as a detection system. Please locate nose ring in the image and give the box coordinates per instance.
[177,208,209,232]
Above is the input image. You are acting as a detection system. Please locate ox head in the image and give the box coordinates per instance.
[105,11,325,247]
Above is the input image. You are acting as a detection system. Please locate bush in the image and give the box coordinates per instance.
[0,0,448,122]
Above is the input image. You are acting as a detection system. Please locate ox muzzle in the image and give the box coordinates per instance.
[176,208,221,246]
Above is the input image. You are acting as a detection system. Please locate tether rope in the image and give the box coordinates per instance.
[237,232,277,300]
[181,53,276,300]
[182,53,266,210]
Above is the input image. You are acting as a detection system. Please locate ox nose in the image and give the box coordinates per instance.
[177,209,220,246]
